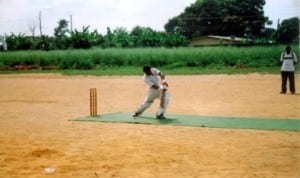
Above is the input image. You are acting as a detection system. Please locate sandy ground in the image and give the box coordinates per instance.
[0,73,299,178]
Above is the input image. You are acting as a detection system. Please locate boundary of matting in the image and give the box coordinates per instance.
[73,112,300,132]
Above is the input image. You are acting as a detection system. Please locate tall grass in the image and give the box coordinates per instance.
[0,45,298,70]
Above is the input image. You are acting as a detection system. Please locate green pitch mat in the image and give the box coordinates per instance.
[73,112,300,131]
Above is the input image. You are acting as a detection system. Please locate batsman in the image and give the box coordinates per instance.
[132,66,170,119]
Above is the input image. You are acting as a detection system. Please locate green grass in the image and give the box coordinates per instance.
[0,65,297,76]
[0,45,298,75]
[62,66,289,76]
[0,66,284,76]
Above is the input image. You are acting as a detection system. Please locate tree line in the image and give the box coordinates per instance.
[4,25,187,51]
[165,0,299,44]
[2,0,299,51]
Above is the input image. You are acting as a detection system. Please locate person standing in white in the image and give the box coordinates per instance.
[280,46,298,94]
[132,66,170,119]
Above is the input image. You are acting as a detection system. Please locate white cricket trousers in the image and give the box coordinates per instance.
[135,88,170,116]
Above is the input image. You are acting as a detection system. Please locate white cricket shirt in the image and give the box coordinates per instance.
[280,52,297,71]
[143,68,160,88]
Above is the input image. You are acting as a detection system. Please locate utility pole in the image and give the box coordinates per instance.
[28,22,37,38]
[39,11,43,36]
[70,15,73,32]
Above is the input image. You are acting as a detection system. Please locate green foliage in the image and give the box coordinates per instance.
[36,35,55,51]
[69,26,98,49]
[3,25,187,51]
[2,4,297,51]
[54,19,70,49]
[54,19,69,38]
[275,17,299,44]
[1,46,297,71]
[5,33,33,50]
[113,27,132,48]
[165,0,266,39]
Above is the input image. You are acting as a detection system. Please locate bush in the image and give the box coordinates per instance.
[0,45,298,70]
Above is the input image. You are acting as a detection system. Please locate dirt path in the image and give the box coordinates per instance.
[0,74,299,178]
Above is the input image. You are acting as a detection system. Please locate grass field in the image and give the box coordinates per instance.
[0,45,298,74]
[0,66,289,76]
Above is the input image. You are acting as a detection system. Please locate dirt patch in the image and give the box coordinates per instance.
[0,73,299,178]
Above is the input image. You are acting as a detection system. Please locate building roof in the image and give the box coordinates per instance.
[208,35,243,41]
[191,35,243,42]
[189,35,245,46]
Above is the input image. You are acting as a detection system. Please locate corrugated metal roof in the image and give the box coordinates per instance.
[191,35,243,41]
[207,35,243,41]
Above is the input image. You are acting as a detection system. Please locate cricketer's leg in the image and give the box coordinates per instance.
[156,90,170,116]
[281,71,288,93]
[289,72,295,94]
[134,88,160,115]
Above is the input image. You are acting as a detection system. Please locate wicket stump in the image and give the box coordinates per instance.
[90,88,97,116]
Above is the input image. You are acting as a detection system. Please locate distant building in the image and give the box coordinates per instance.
[0,35,8,51]
[189,35,244,46]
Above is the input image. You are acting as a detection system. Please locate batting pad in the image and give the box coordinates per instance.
[73,112,300,131]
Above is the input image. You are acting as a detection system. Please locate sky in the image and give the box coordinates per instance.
[0,0,299,36]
